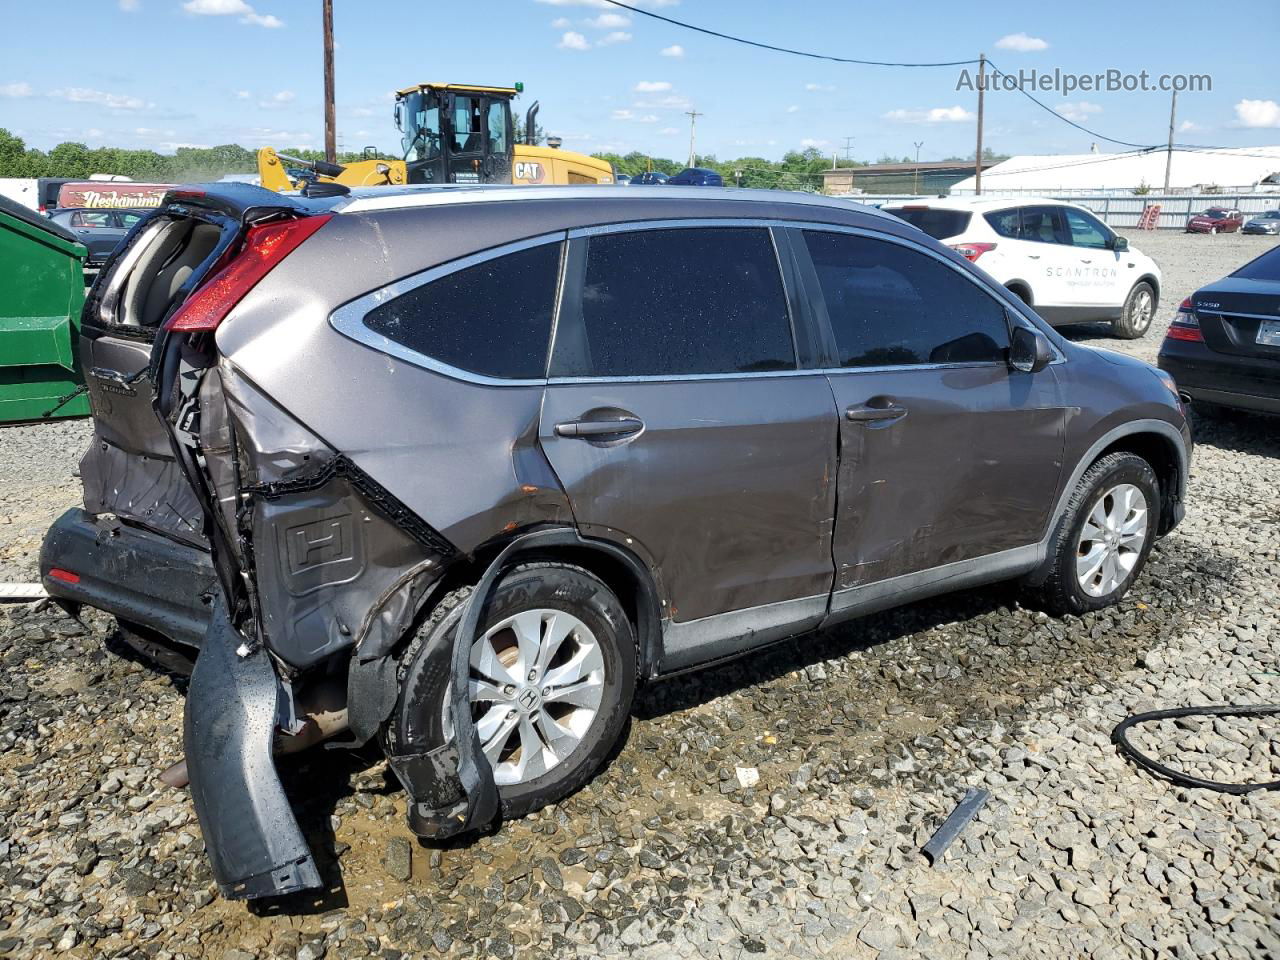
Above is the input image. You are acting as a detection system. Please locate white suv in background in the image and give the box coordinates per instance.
[883,197,1162,339]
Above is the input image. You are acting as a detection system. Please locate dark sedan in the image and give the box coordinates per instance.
[667,166,724,186]
[631,171,669,185]
[1242,210,1280,235]
[1185,207,1244,234]
[1159,244,1280,415]
[48,208,148,265]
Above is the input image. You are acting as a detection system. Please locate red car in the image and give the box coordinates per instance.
[1186,207,1244,234]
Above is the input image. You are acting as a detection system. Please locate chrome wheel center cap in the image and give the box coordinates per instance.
[515,685,542,713]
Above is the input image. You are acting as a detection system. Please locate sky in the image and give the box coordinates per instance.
[1,0,1278,164]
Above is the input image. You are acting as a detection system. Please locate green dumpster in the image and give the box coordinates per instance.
[0,194,90,422]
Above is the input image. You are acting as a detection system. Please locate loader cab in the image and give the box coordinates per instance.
[396,83,515,185]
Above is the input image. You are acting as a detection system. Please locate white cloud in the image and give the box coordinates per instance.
[635,81,672,93]
[995,32,1048,52]
[599,30,631,45]
[1054,101,1102,122]
[801,138,830,148]
[586,12,629,28]
[558,30,590,50]
[786,105,799,113]
[551,16,570,26]
[1234,98,1280,128]
[51,87,151,110]
[882,105,975,124]
[661,44,684,58]
[0,82,33,98]
[258,90,295,109]
[1177,119,1201,133]
[612,109,658,122]
[182,0,283,28]
[119,0,140,10]
[659,126,679,135]
[805,83,835,92]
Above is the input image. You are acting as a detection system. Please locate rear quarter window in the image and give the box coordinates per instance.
[884,208,972,241]
[1231,245,1280,282]
[362,241,561,380]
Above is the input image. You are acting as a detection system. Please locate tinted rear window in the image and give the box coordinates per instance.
[363,241,560,379]
[1232,245,1280,282]
[885,208,972,240]
[554,227,794,377]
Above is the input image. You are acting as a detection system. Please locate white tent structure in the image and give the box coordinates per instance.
[951,146,1280,195]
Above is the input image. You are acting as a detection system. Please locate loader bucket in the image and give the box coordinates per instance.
[0,195,89,423]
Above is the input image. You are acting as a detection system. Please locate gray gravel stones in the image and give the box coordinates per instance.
[0,233,1277,957]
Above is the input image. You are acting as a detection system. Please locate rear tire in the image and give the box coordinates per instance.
[1113,281,1156,339]
[1027,452,1160,616]
[386,563,636,821]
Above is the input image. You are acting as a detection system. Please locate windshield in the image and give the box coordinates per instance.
[1204,208,1228,217]
[398,90,442,162]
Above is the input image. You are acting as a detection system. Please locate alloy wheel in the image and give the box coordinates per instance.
[1131,289,1154,331]
[1076,483,1149,597]
[466,609,605,786]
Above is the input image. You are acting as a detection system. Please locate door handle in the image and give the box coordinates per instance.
[1027,254,1040,260]
[1079,259,1093,264]
[554,417,644,439]
[845,403,906,423]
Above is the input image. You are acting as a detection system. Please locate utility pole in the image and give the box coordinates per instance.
[322,0,336,164]
[842,136,855,163]
[974,52,985,195]
[912,140,924,194]
[685,109,702,168]
[1163,89,1178,194]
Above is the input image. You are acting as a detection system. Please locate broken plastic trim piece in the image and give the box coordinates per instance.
[921,787,989,866]
[184,598,322,899]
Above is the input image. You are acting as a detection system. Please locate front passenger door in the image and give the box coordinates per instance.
[796,228,1065,595]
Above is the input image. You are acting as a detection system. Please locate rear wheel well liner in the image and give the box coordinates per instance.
[1004,280,1033,304]
[432,528,663,681]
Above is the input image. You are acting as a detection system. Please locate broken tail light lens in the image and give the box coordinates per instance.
[164,214,332,333]
[949,241,997,262]
[1165,298,1203,342]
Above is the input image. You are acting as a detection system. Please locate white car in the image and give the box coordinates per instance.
[883,197,1161,339]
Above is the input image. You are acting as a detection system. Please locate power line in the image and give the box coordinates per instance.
[600,0,980,68]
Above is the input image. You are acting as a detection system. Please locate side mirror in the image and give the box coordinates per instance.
[1009,325,1052,374]
[1111,235,1129,252]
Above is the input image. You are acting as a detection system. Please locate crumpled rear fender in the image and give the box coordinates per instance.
[184,598,322,899]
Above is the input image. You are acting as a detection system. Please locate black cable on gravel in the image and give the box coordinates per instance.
[1113,704,1280,794]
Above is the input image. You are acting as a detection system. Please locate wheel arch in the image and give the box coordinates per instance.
[1004,279,1033,304]
[437,526,665,681]
[1132,273,1160,306]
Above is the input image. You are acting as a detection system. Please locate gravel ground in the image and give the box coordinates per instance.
[1,230,1278,960]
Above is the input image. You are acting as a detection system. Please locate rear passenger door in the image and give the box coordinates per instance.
[794,228,1065,600]
[1012,205,1080,309]
[539,223,838,658]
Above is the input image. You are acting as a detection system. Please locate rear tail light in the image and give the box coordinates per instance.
[48,568,80,584]
[164,214,332,333]
[949,241,997,262]
[1165,298,1203,342]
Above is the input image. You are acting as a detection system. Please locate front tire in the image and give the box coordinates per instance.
[1028,452,1160,616]
[1113,281,1156,339]
[386,562,636,822]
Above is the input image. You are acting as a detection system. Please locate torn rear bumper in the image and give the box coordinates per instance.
[40,508,215,647]
[184,599,322,899]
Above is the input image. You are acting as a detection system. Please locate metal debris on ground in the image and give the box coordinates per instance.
[921,787,990,866]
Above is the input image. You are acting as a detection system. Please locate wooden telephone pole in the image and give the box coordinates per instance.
[974,53,985,195]
[323,0,336,164]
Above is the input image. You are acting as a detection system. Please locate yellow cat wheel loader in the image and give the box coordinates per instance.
[257,83,614,192]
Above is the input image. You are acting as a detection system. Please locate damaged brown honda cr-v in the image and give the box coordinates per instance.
[42,182,1191,899]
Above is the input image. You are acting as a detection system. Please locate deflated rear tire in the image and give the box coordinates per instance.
[1027,452,1160,617]
[386,562,636,823]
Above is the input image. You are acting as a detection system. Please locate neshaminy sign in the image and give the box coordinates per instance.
[57,182,173,209]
